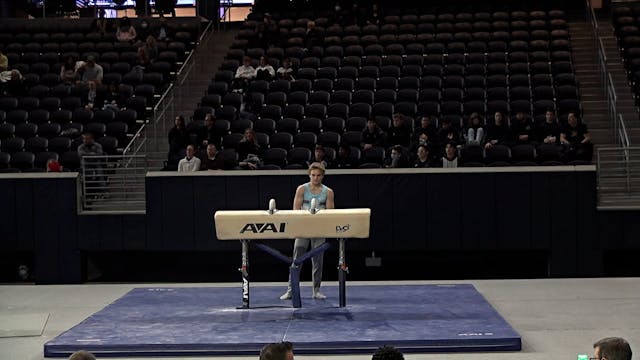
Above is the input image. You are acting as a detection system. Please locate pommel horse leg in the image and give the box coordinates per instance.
[338,238,348,307]
[238,239,249,309]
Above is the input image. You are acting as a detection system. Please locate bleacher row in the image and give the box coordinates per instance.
[0,18,202,172]
[188,8,583,168]
[612,5,640,105]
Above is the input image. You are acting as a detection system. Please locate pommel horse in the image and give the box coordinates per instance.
[214,199,370,309]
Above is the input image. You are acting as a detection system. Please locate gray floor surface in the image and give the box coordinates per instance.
[0,278,638,360]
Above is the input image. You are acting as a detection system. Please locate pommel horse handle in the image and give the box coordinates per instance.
[269,199,276,214]
[309,198,318,214]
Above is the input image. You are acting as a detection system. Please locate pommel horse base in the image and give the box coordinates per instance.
[214,199,370,309]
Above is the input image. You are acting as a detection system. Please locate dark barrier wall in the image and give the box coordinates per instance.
[3,166,640,283]
[144,167,600,277]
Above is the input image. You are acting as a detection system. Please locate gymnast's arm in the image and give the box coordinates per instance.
[293,185,305,210]
[326,188,335,209]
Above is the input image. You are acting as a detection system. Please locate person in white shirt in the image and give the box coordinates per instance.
[233,56,256,93]
[178,145,201,172]
[255,56,275,81]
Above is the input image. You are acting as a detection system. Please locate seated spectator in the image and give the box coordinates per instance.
[362,118,386,150]
[371,345,404,360]
[136,19,153,45]
[255,56,275,81]
[154,17,173,41]
[277,58,295,81]
[560,112,593,162]
[537,109,561,144]
[511,111,535,145]
[237,128,262,163]
[441,142,459,168]
[79,56,103,85]
[0,69,25,97]
[305,21,324,50]
[144,35,158,62]
[387,113,411,147]
[98,82,126,111]
[465,112,485,145]
[436,117,460,151]
[68,350,97,360]
[78,133,107,195]
[313,144,331,169]
[203,144,225,170]
[386,145,410,168]
[135,46,151,70]
[168,115,188,158]
[592,337,632,360]
[178,145,201,172]
[198,113,224,149]
[116,16,137,43]
[60,56,79,84]
[365,3,384,26]
[484,111,510,150]
[414,144,433,168]
[334,144,357,169]
[232,57,256,93]
[0,49,8,72]
[85,81,98,109]
[411,115,438,151]
[257,13,279,48]
[90,8,109,35]
[78,132,103,158]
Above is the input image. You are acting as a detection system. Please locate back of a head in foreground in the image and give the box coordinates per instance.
[259,342,289,360]
[594,337,633,360]
[69,350,97,360]
[371,345,404,360]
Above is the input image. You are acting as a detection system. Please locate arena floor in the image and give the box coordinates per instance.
[1,278,638,360]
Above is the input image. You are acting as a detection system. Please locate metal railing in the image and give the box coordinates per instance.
[79,155,147,213]
[597,147,640,208]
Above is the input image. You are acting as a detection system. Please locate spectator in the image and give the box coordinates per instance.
[537,109,561,144]
[154,17,173,41]
[277,58,295,81]
[313,144,331,168]
[255,13,278,48]
[465,112,485,145]
[371,345,404,360]
[305,21,324,50]
[334,144,357,169]
[362,118,386,150]
[144,35,158,62]
[135,45,151,70]
[255,56,275,81]
[178,145,201,172]
[0,49,9,72]
[198,113,224,149]
[168,115,189,157]
[237,128,262,165]
[365,3,384,25]
[78,133,103,158]
[511,111,534,145]
[411,115,437,151]
[441,142,459,168]
[484,111,510,150]
[0,69,25,97]
[232,57,256,93]
[387,113,411,147]
[60,56,79,84]
[592,337,632,360]
[156,0,177,17]
[90,8,108,35]
[386,145,410,168]
[436,117,460,150]
[116,16,137,43]
[99,82,126,111]
[85,81,97,109]
[414,144,433,168]
[79,56,104,85]
[560,112,593,162]
[259,342,292,360]
[78,133,106,194]
[136,19,153,44]
[203,143,225,170]
[68,350,97,360]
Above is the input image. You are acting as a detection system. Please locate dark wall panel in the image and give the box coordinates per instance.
[549,173,578,276]
[0,180,18,250]
[426,174,461,250]
[460,174,496,250]
[530,173,552,250]
[193,176,228,251]
[357,175,394,251]
[145,176,164,249]
[393,175,427,250]
[15,181,35,251]
[161,177,195,250]
[495,173,531,249]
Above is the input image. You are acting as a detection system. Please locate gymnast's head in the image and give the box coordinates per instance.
[308,162,325,185]
[68,350,97,360]
[259,341,293,360]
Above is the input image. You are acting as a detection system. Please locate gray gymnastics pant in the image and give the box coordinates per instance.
[287,237,325,292]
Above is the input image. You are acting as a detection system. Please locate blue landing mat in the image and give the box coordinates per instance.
[44,284,521,357]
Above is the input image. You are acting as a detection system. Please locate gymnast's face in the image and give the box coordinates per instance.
[309,169,324,185]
